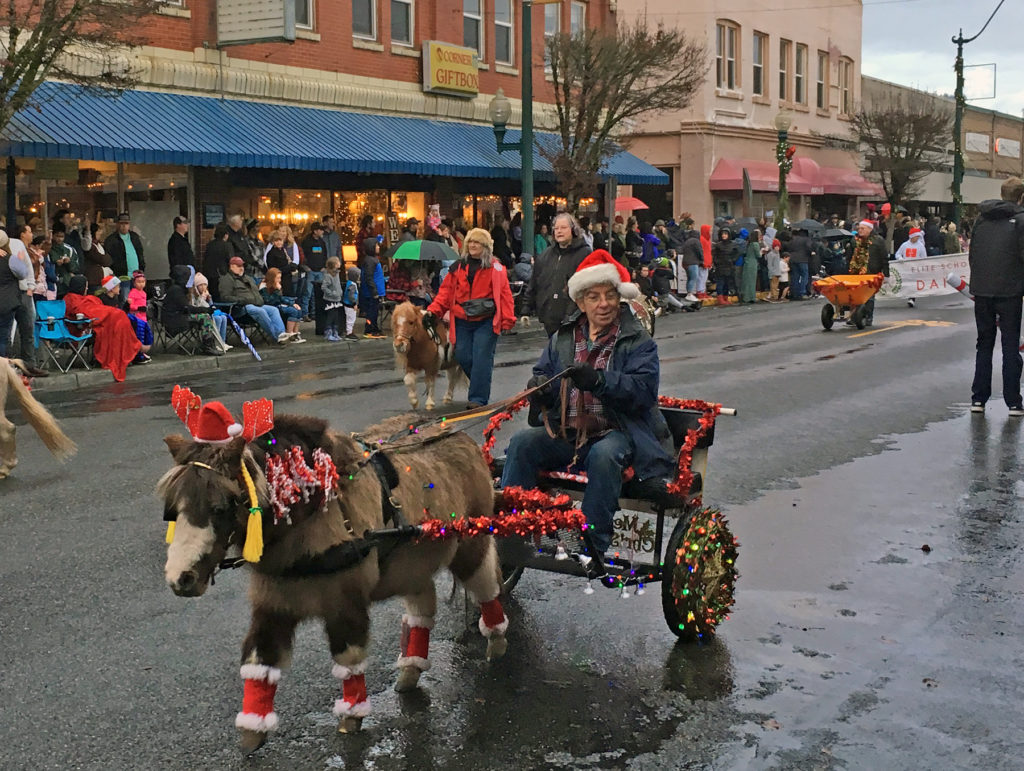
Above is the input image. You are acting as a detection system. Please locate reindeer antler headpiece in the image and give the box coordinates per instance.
[168,386,275,562]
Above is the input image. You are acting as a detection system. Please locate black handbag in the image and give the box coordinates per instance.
[460,297,496,318]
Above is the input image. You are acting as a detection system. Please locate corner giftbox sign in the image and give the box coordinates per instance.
[422,41,479,98]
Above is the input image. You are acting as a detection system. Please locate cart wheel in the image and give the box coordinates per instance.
[661,507,738,642]
[821,303,835,330]
[501,564,524,595]
[852,305,866,330]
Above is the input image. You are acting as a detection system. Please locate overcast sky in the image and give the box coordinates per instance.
[861,0,1023,116]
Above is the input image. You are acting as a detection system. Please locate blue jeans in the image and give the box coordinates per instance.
[301,271,321,316]
[277,304,302,322]
[243,304,285,339]
[454,317,498,405]
[501,428,633,552]
[686,264,700,293]
[212,312,228,341]
[791,262,810,299]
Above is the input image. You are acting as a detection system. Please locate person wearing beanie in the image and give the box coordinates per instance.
[523,212,592,337]
[127,270,148,322]
[358,237,386,338]
[501,249,673,555]
[423,226,516,407]
[189,270,231,353]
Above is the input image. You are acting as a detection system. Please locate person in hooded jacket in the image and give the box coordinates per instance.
[968,177,1024,415]
[523,212,591,337]
[711,228,737,305]
[740,230,761,303]
[676,228,702,301]
[163,264,224,355]
[698,224,713,297]
[359,237,386,338]
[785,228,816,299]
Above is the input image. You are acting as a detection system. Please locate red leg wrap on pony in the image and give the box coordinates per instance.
[397,613,433,671]
[235,665,281,732]
[478,597,508,638]
[332,662,371,718]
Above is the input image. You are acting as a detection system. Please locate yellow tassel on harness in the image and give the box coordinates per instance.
[165,520,176,544]
[239,461,264,562]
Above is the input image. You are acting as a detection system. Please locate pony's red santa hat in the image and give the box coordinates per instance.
[193,402,244,443]
[566,249,640,302]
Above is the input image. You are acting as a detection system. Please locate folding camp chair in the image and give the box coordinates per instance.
[214,302,272,344]
[151,298,202,355]
[34,299,94,373]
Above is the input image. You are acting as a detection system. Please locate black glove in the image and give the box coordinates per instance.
[527,374,555,401]
[421,310,437,330]
[567,363,603,392]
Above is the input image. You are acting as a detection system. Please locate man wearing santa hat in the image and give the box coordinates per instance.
[501,250,674,556]
[844,220,889,326]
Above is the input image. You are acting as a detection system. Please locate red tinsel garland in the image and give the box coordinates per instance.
[416,486,585,540]
[480,395,721,502]
[265,446,341,524]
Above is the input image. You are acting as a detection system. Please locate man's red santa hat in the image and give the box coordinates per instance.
[566,249,640,302]
[192,402,244,443]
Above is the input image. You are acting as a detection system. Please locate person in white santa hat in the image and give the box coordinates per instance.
[500,249,675,556]
[895,225,927,307]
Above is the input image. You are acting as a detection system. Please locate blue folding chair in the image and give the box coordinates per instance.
[34,299,94,373]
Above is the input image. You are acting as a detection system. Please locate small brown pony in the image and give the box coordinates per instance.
[0,358,76,478]
[160,409,508,753]
[391,301,465,410]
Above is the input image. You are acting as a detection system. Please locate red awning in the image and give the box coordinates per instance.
[708,157,883,197]
[708,158,817,194]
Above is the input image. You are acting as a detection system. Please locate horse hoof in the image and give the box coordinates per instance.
[442,396,453,405]
[238,728,267,755]
[425,402,435,411]
[409,400,419,409]
[486,636,508,661]
[394,666,422,692]
[338,716,363,734]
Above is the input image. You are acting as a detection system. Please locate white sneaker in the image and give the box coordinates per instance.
[653,307,664,317]
[907,298,916,308]
[292,336,306,344]
[277,332,291,343]
[684,293,699,303]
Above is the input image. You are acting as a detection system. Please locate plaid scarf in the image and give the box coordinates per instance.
[565,317,620,435]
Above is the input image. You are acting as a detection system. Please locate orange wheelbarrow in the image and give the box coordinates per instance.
[812,273,885,330]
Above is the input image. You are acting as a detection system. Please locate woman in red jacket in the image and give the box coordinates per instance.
[424,227,515,408]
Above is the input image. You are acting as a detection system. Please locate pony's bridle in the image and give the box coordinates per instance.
[179,460,248,576]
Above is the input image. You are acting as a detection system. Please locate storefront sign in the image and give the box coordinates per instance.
[35,158,78,182]
[878,253,969,299]
[422,41,479,98]
[386,213,400,245]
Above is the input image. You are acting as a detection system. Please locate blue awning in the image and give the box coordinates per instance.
[0,81,668,185]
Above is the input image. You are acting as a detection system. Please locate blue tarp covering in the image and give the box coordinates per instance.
[0,82,668,185]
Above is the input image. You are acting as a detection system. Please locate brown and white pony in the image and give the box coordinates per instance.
[0,358,76,478]
[391,301,465,410]
[159,413,507,753]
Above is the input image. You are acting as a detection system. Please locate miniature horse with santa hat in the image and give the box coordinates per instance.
[158,386,507,753]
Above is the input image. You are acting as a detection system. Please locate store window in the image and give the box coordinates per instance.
[391,0,413,46]
[296,0,313,29]
[464,0,483,58]
[495,0,513,65]
[752,32,767,97]
[838,57,854,116]
[715,21,739,91]
[353,0,375,39]
[795,44,807,105]
[544,3,559,68]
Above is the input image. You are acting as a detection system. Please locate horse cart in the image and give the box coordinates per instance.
[485,398,738,643]
[813,273,885,331]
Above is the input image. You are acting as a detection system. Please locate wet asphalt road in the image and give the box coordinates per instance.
[2,295,1021,770]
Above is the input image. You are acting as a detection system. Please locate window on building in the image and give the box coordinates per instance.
[779,39,791,102]
[715,21,739,91]
[544,3,560,68]
[794,44,807,104]
[464,0,483,58]
[816,51,828,110]
[296,0,313,29]
[391,0,412,45]
[495,0,513,64]
[570,1,586,35]
[752,32,767,96]
[353,0,375,39]
[838,57,853,115]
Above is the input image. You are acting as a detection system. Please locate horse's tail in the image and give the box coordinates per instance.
[4,364,77,460]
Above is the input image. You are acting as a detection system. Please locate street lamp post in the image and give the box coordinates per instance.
[773,111,794,231]
[488,0,535,259]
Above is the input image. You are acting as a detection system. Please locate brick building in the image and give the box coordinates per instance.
[0,0,663,277]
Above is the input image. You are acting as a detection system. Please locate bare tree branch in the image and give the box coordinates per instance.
[543,18,708,210]
[851,91,953,205]
[0,0,158,133]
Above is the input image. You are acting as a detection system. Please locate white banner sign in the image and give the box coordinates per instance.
[878,253,970,299]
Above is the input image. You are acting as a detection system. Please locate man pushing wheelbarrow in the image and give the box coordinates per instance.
[814,220,889,330]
